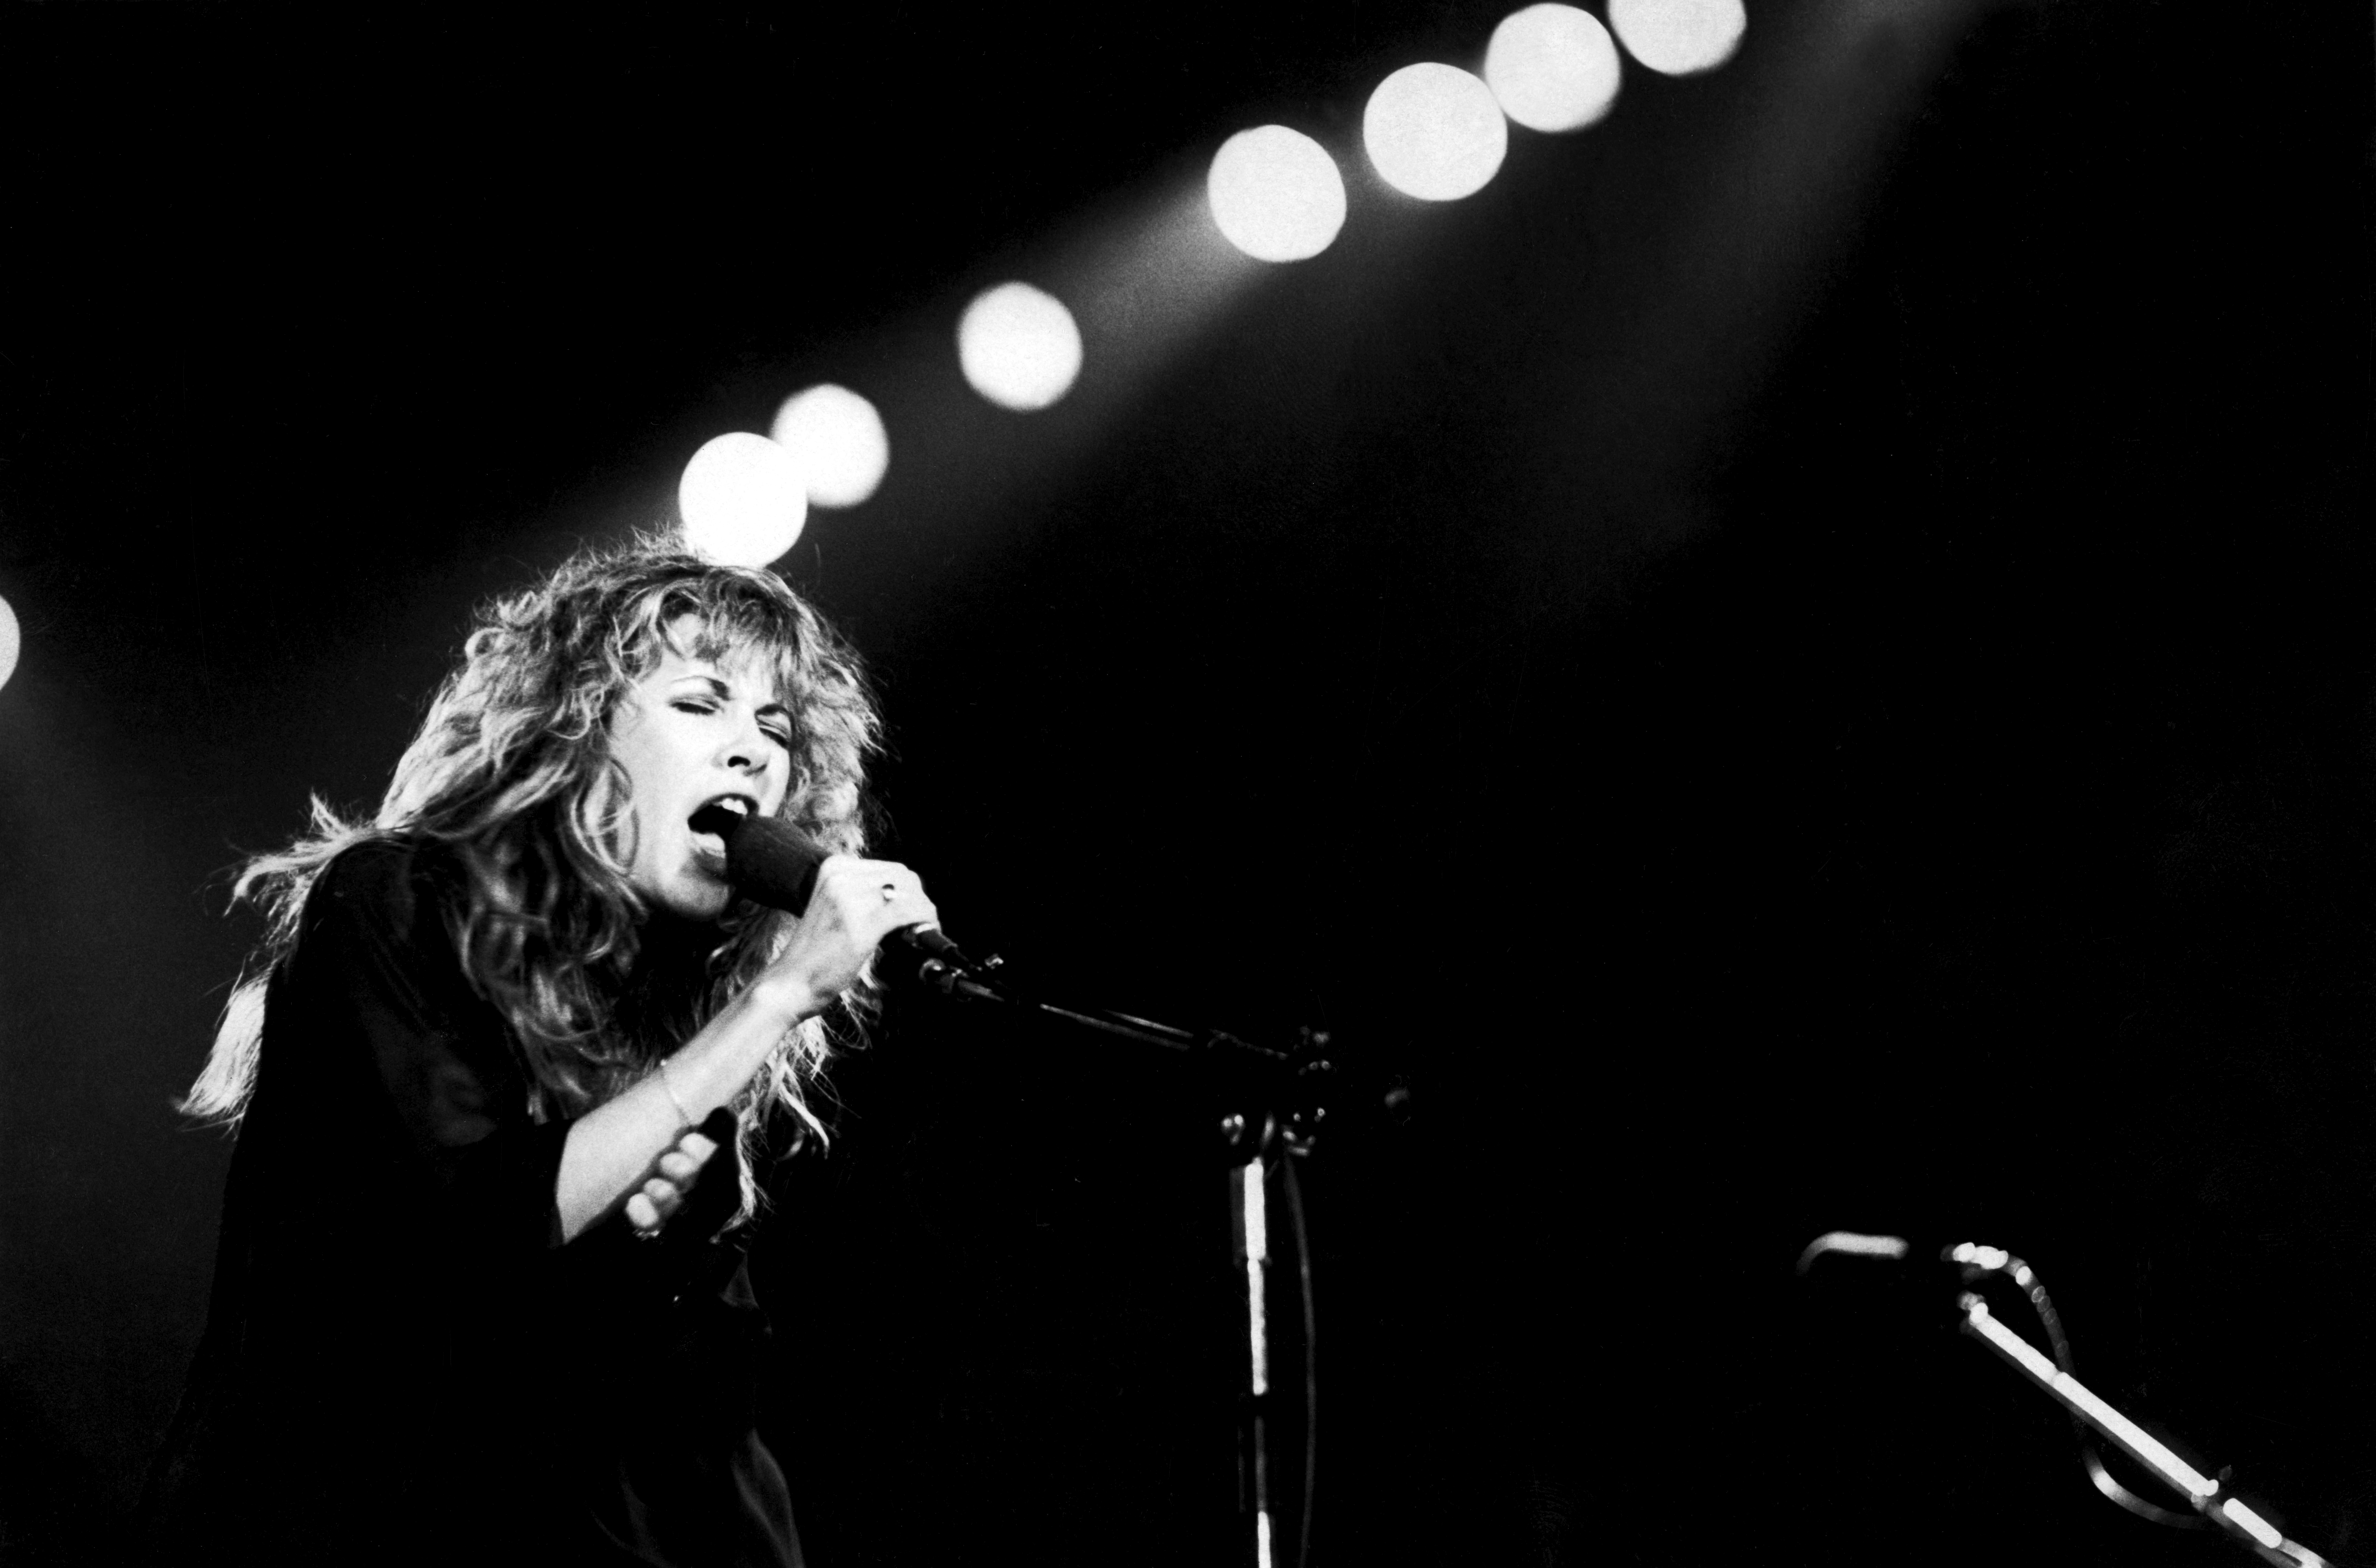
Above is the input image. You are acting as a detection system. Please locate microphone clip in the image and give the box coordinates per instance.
[911,941,1009,998]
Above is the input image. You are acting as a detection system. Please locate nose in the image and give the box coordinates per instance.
[720,707,774,777]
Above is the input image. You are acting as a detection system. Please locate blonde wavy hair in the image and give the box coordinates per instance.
[182,533,881,1220]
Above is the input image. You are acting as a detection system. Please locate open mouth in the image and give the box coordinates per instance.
[688,794,759,854]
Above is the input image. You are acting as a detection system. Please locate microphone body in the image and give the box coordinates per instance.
[689,806,982,974]
[701,807,827,918]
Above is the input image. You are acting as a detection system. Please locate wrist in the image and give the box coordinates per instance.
[750,972,821,1027]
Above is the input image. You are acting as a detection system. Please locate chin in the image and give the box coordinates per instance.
[657,879,732,923]
[634,852,733,923]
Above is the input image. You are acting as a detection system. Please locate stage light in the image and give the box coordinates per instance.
[1363,62,1508,202]
[770,384,890,508]
[678,432,808,567]
[1485,4,1622,132]
[1206,125,1347,262]
[1608,0,1746,76]
[957,282,1083,411]
[0,594,17,694]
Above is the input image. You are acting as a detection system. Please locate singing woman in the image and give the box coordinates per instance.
[144,536,932,1565]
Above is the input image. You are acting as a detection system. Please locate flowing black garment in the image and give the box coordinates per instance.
[144,838,802,1567]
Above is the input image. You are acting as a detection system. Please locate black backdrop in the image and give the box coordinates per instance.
[2,3,2370,1565]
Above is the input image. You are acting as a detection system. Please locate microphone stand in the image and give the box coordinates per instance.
[1803,1233,2332,1568]
[913,951,1335,1568]
[1954,1290,2330,1567]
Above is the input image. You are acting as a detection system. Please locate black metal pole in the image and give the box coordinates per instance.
[915,956,1324,1568]
[1952,1273,2329,1568]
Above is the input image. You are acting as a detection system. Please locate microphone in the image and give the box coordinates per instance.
[688,804,989,977]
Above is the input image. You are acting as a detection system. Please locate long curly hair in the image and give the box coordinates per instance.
[182,533,881,1220]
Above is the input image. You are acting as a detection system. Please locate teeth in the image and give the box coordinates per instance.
[689,797,756,840]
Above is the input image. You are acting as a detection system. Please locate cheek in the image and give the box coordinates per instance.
[606,734,672,856]
[626,775,670,862]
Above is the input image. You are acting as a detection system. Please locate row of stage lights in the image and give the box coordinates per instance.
[686,0,1744,567]
[683,0,1746,569]
[686,0,1744,568]
[0,2,1742,700]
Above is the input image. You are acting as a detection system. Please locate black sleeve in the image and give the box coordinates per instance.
[152,840,788,1564]
[289,838,753,1300]
[286,839,573,1252]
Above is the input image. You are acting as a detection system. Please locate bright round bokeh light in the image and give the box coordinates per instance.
[1608,0,1746,76]
[1207,125,1348,262]
[1485,5,1622,132]
[1363,62,1509,202]
[770,384,890,508]
[957,282,1083,411]
[678,432,808,566]
[0,595,18,695]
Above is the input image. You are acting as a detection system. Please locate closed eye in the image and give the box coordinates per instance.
[672,697,791,751]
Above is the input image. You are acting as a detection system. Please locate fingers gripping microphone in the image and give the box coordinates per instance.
[688,805,990,978]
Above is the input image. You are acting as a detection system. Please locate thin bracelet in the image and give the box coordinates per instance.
[656,1056,696,1133]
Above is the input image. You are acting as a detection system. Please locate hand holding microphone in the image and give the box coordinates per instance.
[690,805,990,1008]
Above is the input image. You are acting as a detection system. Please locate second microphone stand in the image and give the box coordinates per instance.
[915,949,1339,1568]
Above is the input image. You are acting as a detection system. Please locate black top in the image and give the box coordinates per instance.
[145,838,802,1567]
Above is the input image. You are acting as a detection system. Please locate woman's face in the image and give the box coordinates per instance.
[608,617,794,921]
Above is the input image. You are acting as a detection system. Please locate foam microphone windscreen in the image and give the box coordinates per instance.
[690,805,826,917]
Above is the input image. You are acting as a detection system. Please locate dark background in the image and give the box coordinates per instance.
[3,2,2370,1564]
